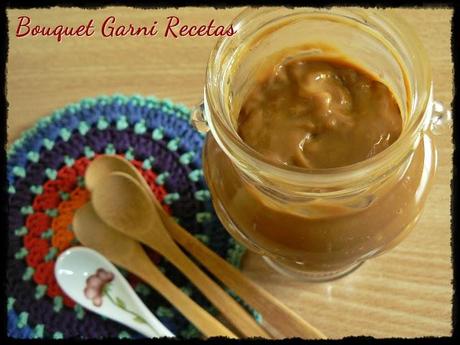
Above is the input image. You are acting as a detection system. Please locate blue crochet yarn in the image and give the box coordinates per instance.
[8,310,33,338]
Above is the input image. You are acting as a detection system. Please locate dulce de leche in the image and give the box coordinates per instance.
[203,51,436,273]
[237,56,402,169]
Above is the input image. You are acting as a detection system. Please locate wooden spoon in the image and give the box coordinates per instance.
[91,172,269,338]
[85,155,326,339]
[73,202,237,338]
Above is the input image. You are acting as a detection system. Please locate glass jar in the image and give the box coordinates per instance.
[192,7,452,281]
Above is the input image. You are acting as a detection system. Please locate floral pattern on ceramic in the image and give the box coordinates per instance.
[84,268,153,331]
[84,268,114,307]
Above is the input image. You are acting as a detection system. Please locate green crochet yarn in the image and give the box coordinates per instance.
[194,233,210,245]
[53,332,64,339]
[134,283,151,297]
[156,306,174,318]
[118,331,131,339]
[13,166,26,178]
[142,157,156,170]
[134,120,147,134]
[124,147,135,161]
[59,191,70,201]
[44,247,58,262]
[74,304,85,320]
[97,117,110,130]
[188,169,203,182]
[167,138,181,151]
[22,267,34,281]
[15,248,28,260]
[179,152,195,165]
[163,193,180,205]
[30,185,43,195]
[152,127,164,140]
[17,312,29,329]
[105,143,116,155]
[53,297,63,313]
[78,121,90,135]
[84,146,95,158]
[194,190,210,201]
[33,324,45,339]
[45,209,58,217]
[196,212,212,224]
[43,138,54,150]
[15,227,28,236]
[60,128,72,142]
[45,168,57,180]
[41,229,53,239]
[155,172,169,185]
[27,151,40,163]
[34,285,47,300]
[116,116,129,130]
[7,297,16,311]
[64,156,75,166]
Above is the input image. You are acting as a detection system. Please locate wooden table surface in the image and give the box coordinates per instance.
[7,7,453,338]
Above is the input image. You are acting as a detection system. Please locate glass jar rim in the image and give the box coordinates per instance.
[204,7,433,187]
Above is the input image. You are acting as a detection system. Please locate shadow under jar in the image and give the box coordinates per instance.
[192,8,452,281]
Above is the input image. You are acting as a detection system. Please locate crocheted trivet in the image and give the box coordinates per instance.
[7,94,254,339]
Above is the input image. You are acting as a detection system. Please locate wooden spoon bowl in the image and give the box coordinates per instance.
[91,171,269,338]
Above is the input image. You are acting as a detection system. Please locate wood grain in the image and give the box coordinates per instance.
[6,7,453,338]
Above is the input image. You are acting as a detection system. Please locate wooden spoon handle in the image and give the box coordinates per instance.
[115,161,321,338]
[145,233,270,339]
[161,214,326,339]
[126,253,237,338]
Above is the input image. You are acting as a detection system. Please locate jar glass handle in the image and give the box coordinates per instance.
[430,100,452,135]
[191,101,210,133]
